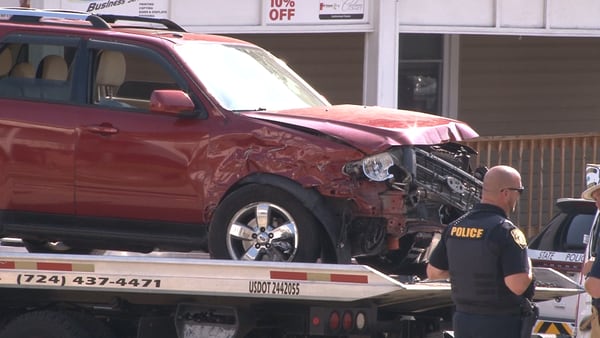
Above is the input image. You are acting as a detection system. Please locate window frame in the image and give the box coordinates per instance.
[86,39,205,117]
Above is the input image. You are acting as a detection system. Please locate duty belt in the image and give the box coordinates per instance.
[456,303,521,316]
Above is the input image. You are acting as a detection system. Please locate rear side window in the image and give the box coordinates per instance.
[529,211,595,253]
[0,42,76,102]
[564,214,595,252]
[528,213,567,250]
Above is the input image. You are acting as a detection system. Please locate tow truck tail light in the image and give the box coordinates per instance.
[328,311,340,330]
[355,311,366,330]
[342,311,353,330]
[310,307,372,335]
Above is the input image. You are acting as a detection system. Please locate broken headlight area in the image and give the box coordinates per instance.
[343,148,413,188]
[343,143,484,223]
[361,153,395,181]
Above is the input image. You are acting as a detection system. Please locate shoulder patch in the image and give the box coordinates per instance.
[510,228,527,249]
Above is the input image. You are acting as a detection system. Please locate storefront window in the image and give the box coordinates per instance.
[398,34,443,115]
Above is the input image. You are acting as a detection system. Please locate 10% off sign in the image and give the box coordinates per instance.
[268,0,296,21]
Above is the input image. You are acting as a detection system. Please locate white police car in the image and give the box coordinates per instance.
[528,198,596,337]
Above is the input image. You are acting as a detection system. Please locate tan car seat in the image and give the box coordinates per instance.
[10,62,35,78]
[0,48,12,77]
[96,50,126,100]
[38,55,68,81]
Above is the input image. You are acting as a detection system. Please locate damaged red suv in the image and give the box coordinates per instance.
[0,9,483,275]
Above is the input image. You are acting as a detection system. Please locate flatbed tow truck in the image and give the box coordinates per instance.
[0,248,583,338]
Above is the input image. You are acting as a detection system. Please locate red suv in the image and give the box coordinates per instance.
[0,8,483,275]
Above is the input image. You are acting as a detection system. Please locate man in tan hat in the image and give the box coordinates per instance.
[581,164,600,337]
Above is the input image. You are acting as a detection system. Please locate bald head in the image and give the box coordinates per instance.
[483,166,522,193]
[481,165,523,214]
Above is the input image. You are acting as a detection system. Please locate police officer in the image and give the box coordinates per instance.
[581,164,600,336]
[427,165,534,338]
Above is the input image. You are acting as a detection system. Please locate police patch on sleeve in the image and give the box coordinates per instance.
[510,228,527,249]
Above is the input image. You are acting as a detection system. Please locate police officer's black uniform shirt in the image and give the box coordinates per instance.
[429,203,530,315]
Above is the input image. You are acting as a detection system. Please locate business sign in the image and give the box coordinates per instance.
[265,0,367,25]
[59,0,169,18]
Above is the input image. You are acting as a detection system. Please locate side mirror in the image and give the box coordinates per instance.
[150,89,195,116]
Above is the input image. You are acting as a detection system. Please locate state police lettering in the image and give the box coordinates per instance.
[449,226,484,239]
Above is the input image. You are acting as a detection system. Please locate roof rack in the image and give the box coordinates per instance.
[0,8,187,32]
[98,14,186,32]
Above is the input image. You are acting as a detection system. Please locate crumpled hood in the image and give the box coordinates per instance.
[242,104,479,153]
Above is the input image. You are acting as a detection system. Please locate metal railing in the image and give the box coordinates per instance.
[462,133,600,238]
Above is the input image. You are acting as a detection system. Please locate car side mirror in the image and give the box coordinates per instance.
[150,89,196,116]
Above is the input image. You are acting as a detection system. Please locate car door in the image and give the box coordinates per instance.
[0,35,80,220]
[74,41,207,226]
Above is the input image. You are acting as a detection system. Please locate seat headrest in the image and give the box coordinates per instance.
[38,55,68,81]
[96,50,126,87]
[0,48,13,77]
[10,62,35,78]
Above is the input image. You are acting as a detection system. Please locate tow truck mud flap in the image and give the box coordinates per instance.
[175,304,239,338]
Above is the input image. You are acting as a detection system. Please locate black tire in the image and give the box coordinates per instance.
[23,240,105,255]
[0,311,91,338]
[209,184,322,262]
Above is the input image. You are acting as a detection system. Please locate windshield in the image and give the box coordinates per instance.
[174,42,330,111]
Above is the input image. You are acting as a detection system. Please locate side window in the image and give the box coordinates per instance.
[0,42,75,102]
[563,214,595,252]
[528,213,566,250]
[92,48,181,110]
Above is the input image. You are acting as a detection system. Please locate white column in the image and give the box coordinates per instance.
[443,34,460,119]
[363,0,398,108]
